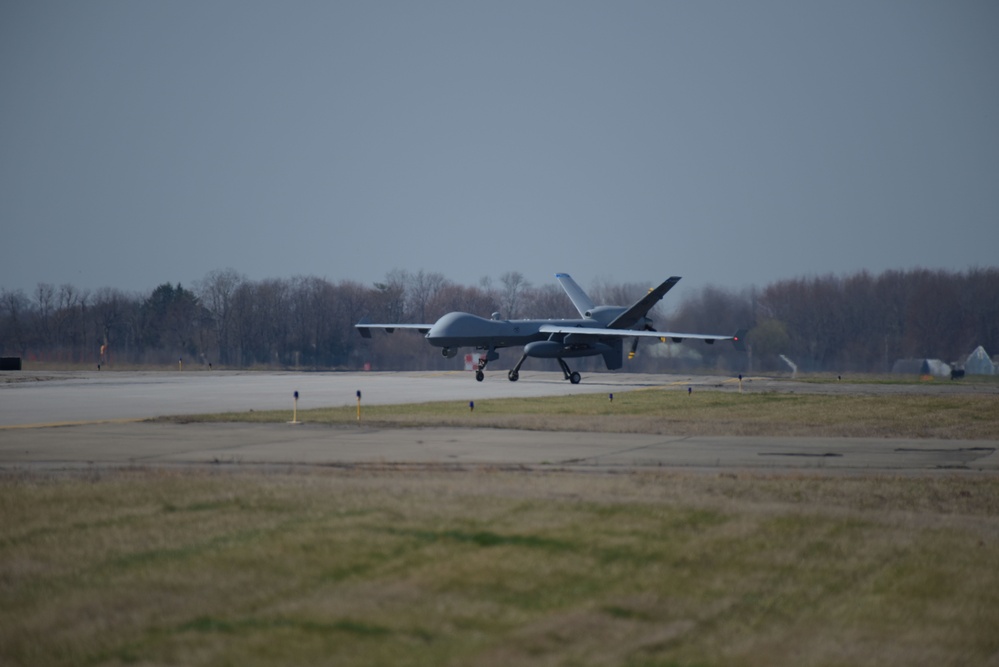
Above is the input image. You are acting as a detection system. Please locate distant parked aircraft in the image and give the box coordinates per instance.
[357,273,746,383]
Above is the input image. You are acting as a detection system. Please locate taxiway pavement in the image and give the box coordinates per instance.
[2,421,996,475]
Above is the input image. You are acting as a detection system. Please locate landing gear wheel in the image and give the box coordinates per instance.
[475,370,484,382]
[508,370,519,382]
[569,371,581,385]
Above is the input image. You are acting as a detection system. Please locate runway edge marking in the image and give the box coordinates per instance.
[0,418,148,430]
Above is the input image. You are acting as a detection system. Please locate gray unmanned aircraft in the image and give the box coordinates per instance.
[357,273,746,383]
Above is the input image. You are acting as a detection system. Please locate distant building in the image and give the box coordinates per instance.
[964,346,996,375]
[891,358,952,377]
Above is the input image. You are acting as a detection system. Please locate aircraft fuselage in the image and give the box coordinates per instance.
[426,312,610,352]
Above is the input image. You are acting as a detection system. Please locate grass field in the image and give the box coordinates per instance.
[2,467,998,666]
[4,384,999,665]
[168,388,999,440]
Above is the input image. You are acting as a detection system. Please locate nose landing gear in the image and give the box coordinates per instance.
[474,348,499,382]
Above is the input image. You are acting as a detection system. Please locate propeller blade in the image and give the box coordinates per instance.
[628,323,656,360]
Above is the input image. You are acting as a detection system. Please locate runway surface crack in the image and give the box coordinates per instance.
[559,436,691,465]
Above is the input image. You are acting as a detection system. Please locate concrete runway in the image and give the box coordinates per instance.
[2,370,997,475]
[1,369,723,426]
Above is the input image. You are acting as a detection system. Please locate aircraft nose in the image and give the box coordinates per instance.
[427,312,485,344]
[426,312,463,342]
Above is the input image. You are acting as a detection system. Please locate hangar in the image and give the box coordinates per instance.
[964,346,995,375]
[891,358,952,378]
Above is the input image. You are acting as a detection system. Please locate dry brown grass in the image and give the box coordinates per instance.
[2,467,998,666]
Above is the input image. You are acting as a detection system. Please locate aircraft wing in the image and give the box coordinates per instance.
[539,324,746,349]
[607,276,681,329]
[355,321,433,338]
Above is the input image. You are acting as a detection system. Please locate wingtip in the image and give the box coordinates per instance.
[732,328,748,352]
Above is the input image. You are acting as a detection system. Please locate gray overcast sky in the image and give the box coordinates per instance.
[2,1,997,300]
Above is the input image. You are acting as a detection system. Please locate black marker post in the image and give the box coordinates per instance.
[289,390,301,424]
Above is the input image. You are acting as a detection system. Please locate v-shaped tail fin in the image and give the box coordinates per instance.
[555,273,596,318]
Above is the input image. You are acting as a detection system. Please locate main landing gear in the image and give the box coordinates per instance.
[507,355,581,384]
[558,358,582,385]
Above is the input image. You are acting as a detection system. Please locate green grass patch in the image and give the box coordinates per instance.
[164,389,999,439]
[794,372,999,386]
[2,468,998,666]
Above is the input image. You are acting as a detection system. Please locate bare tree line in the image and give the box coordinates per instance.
[749,268,999,372]
[2,267,996,373]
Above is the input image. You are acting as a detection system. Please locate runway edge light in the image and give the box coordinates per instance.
[289,390,301,424]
